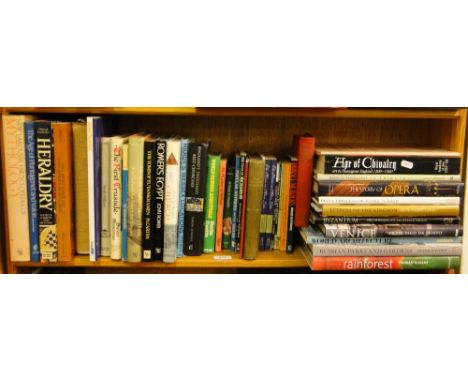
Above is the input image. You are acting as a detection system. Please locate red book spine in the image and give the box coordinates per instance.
[293,135,316,227]
[215,158,227,252]
[239,158,250,258]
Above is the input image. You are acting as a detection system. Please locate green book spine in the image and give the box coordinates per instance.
[203,154,221,253]
[222,155,235,249]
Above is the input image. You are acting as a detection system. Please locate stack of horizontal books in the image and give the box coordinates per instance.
[300,147,464,271]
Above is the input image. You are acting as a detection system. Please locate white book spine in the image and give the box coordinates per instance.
[86,118,96,261]
[317,196,460,205]
[163,139,181,263]
[315,173,462,181]
[100,138,110,257]
[110,137,125,260]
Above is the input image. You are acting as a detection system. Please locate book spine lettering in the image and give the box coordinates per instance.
[230,155,240,251]
[315,173,461,181]
[321,204,459,217]
[110,138,123,260]
[142,140,156,261]
[266,159,277,251]
[215,158,227,252]
[100,138,110,256]
[239,158,249,258]
[259,159,271,251]
[203,154,220,253]
[235,154,246,252]
[272,162,282,250]
[323,224,462,238]
[311,214,461,225]
[154,139,166,260]
[317,196,460,205]
[222,156,235,249]
[177,139,189,258]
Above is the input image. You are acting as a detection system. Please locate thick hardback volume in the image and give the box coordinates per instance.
[72,122,89,254]
[24,121,40,262]
[312,243,462,257]
[244,155,265,260]
[222,154,236,249]
[315,147,461,175]
[279,159,291,251]
[321,223,462,238]
[272,161,282,250]
[154,139,166,260]
[239,157,250,258]
[109,136,126,260]
[100,137,111,257]
[265,158,277,251]
[127,134,147,263]
[183,142,209,255]
[300,226,462,245]
[163,138,181,263]
[314,172,461,181]
[121,143,129,261]
[52,122,75,262]
[286,156,298,253]
[177,138,189,258]
[230,153,241,251]
[204,154,221,253]
[259,156,274,250]
[317,196,460,205]
[2,115,33,261]
[294,135,316,227]
[215,157,227,252]
[142,138,156,261]
[36,121,57,262]
[320,204,459,217]
[86,117,104,261]
[235,152,247,252]
[314,180,464,197]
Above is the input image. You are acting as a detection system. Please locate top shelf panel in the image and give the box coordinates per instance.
[3,107,463,119]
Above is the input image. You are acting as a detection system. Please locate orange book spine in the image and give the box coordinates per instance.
[215,158,227,252]
[239,158,250,258]
[53,122,75,262]
[279,161,291,251]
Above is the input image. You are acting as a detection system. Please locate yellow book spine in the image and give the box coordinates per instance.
[321,204,460,217]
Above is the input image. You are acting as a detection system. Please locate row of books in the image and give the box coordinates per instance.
[1,115,317,263]
[300,146,464,271]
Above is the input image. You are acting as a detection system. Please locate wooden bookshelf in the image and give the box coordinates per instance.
[1,107,467,273]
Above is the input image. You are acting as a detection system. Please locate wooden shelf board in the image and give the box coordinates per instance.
[12,249,309,269]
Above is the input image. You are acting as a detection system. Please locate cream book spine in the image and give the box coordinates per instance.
[100,137,111,257]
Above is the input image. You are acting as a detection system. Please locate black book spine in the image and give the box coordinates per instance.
[286,158,298,253]
[36,121,57,262]
[183,142,209,255]
[271,161,282,250]
[154,139,166,260]
[142,140,156,261]
[310,212,461,225]
[235,153,247,252]
[323,155,460,175]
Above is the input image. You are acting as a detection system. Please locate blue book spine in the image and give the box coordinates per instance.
[93,117,103,260]
[24,121,40,262]
[259,159,271,251]
[121,164,128,261]
[265,159,277,251]
[230,154,241,251]
[177,139,189,258]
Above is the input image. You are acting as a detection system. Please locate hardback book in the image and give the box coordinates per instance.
[230,153,241,251]
[87,117,104,261]
[121,143,129,261]
[279,159,291,251]
[314,172,462,181]
[36,120,57,262]
[271,161,282,250]
[235,152,248,252]
[109,136,127,260]
[313,180,464,197]
[316,204,460,218]
[52,122,75,262]
[300,225,462,245]
[72,121,89,254]
[127,134,148,263]
[177,138,189,258]
[215,157,227,252]
[311,243,462,257]
[2,115,33,261]
[320,223,462,238]
[293,135,316,227]
[183,142,209,255]
[142,137,157,261]
[163,138,181,263]
[222,154,237,250]
[24,121,40,262]
[259,156,275,251]
[265,157,277,251]
[316,196,460,205]
[314,147,461,175]
[286,156,298,253]
[243,155,265,260]
[154,138,166,260]
[239,156,250,258]
[204,154,221,253]
[100,136,111,257]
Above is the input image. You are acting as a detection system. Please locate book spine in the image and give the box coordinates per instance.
[142,140,156,261]
[286,158,298,253]
[322,155,460,175]
[177,139,189,258]
[259,159,271,251]
[279,161,291,251]
[53,122,74,262]
[311,256,461,271]
[127,136,145,263]
[311,214,461,225]
[315,181,465,197]
[183,143,208,255]
[100,137,110,257]
[204,154,220,253]
[317,196,460,205]
[36,121,57,262]
[321,204,459,217]
[266,159,277,251]
[235,154,247,252]
[312,243,462,257]
[1,115,32,261]
[294,136,316,227]
[121,143,129,261]
[110,138,123,260]
[239,157,250,258]
[24,121,40,262]
[215,158,227,252]
[315,173,461,181]
[222,156,235,249]
[230,154,240,251]
[163,139,181,263]
[154,139,166,260]
[272,162,282,250]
